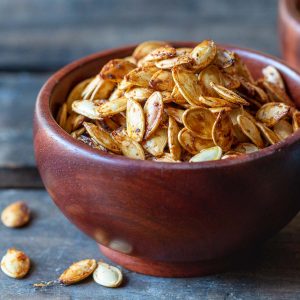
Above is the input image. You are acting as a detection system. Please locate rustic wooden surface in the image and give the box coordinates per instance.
[2,0,300,299]
[1,190,300,300]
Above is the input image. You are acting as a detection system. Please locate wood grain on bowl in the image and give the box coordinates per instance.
[34,42,300,277]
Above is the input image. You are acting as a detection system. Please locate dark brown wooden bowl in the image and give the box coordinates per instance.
[279,0,300,70]
[34,42,300,277]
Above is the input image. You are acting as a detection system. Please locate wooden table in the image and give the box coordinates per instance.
[1,0,300,299]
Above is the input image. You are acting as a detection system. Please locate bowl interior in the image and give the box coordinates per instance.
[49,43,300,114]
[44,42,300,166]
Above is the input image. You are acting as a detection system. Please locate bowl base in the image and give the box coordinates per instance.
[99,244,251,277]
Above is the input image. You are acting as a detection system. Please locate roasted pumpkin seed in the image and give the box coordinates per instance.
[133,41,169,60]
[150,70,174,92]
[97,97,128,117]
[83,122,121,153]
[182,107,216,139]
[178,128,215,154]
[143,127,168,156]
[237,115,264,148]
[144,92,164,139]
[273,119,293,140]
[234,143,259,153]
[189,146,222,162]
[209,82,249,106]
[124,87,154,102]
[143,46,176,62]
[100,59,136,83]
[256,122,281,145]
[93,261,123,288]
[212,110,234,151]
[126,99,145,142]
[164,106,184,123]
[168,116,181,160]
[262,65,285,90]
[72,100,102,120]
[292,111,300,132]
[59,259,97,285]
[191,40,217,70]
[66,77,93,112]
[1,248,30,279]
[155,55,193,69]
[1,201,30,228]
[256,102,290,127]
[172,66,201,106]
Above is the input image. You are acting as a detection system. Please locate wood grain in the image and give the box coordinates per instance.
[0,73,48,187]
[0,0,278,71]
[0,189,300,299]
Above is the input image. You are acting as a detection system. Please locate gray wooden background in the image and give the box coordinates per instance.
[2,0,300,299]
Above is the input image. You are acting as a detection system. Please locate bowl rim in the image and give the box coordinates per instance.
[35,41,300,170]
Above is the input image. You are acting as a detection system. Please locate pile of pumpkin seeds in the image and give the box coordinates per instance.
[56,40,300,162]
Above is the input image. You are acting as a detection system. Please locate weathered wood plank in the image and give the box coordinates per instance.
[0,189,300,299]
[0,168,42,188]
[0,0,279,71]
[0,73,48,187]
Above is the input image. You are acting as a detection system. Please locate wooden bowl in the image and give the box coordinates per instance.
[34,42,300,277]
[279,0,300,71]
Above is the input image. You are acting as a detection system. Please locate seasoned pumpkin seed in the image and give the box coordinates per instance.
[182,107,216,139]
[256,102,290,127]
[143,127,168,156]
[83,122,121,153]
[144,92,164,139]
[59,259,97,285]
[155,55,193,69]
[172,65,201,106]
[126,99,145,142]
[1,248,30,279]
[120,138,145,160]
[124,87,154,102]
[209,82,249,106]
[100,59,136,82]
[72,100,102,120]
[256,122,281,145]
[234,143,259,153]
[273,119,293,140]
[1,201,30,228]
[189,146,222,162]
[150,70,174,92]
[191,40,217,70]
[212,110,234,151]
[93,261,123,288]
[66,77,93,112]
[262,65,285,90]
[97,97,128,117]
[168,116,181,160]
[178,128,215,154]
[164,106,184,123]
[237,115,264,148]
[292,111,300,132]
[133,41,169,60]
[143,46,176,62]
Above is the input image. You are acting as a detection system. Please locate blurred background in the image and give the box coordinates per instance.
[0,0,279,187]
[0,0,278,71]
